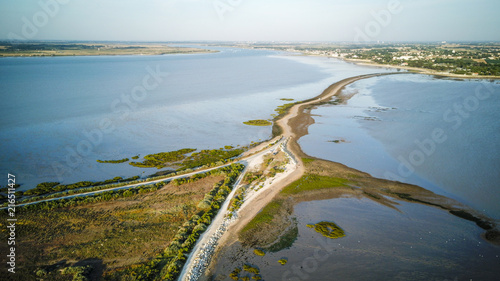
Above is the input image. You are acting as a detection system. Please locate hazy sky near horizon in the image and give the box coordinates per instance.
[1,0,499,42]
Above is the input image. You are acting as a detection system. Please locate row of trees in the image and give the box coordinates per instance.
[104,163,245,281]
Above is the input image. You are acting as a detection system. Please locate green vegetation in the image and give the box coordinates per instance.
[229,268,242,280]
[341,44,500,76]
[132,155,140,160]
[12,145,245,207]
[0,42,213,57]
[243,119,272,126]
[280,98,295,101]
[449,210,493,230]
[129,148,196,168]
[97,158,129,164]
[307,221,345,239]
[247,42,500,76]
[301,158,315,164]
[5,164,245,280]
[229,264,262,280]
[24,182,163,211]
[129,147,244,170]
[182,148,244,170]
[274,102,297,118]
[228,187,245,213]
[240,159,352,250]
[278,259,288,265]
[243,264,260,274]
[253,249,266,256]
[109,163,245,281]
[265,222,298,252]
[281,174,348,195]
[61,265,93,281]
[171,171,215,186]
[242,200,284,234]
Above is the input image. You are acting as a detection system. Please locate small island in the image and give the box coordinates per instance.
[243,120,272,126]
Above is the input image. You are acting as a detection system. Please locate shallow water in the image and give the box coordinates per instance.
[0,47,390,189]
[252,197,500,281]
[300,74,500,219]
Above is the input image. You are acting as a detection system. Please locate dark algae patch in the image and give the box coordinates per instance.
[307,221,346,239]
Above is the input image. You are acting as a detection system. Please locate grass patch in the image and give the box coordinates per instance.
[301,158,314,164]
[243,120,272,126]
[244,264,260,274]
[181,148,244,170]
[242,200,284,234]
[229,268,241,280]
[280,98,294,101]
[307,221,345,239]
[128,147,244,170]
[280,174,348,195]
[129,148,196,168]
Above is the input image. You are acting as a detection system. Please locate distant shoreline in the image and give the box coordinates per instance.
[0,42,215,57]
[343,58,500,79]
[201,71,499,280]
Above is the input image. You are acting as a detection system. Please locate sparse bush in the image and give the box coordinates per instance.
[253,249,266,256]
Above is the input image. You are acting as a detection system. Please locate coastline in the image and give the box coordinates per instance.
[199,72,500,280]
[343,58,500,80]
[0,43,215,57]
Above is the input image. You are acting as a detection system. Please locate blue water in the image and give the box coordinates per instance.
[0,47,390,189]
[301,74,500,219]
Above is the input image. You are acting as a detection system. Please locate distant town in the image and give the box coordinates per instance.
[244,42,500,77]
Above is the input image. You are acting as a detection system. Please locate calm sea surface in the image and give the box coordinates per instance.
[0,47,387,188]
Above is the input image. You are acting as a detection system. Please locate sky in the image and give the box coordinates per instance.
[1,0,499,42]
